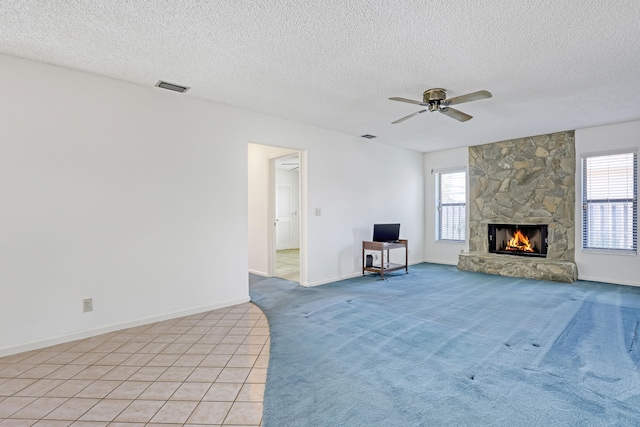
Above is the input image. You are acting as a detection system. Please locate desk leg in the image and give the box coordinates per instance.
[362,245,365,275]
[405,244,408,274]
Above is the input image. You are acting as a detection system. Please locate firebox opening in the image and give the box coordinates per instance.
[488,224,548,257]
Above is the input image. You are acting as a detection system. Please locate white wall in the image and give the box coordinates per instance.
[0,55,251,356]
[575,120,640,287]
[1,54,425,355]
[423,147,469,264]
[307,140,425,285]
[248,140,425,287]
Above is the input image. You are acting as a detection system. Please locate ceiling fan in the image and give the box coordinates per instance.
[389,88,492,124]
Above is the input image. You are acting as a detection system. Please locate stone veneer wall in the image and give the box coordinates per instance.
[458,131,578,282]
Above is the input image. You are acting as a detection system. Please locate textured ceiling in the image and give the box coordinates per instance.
[1,1,639,152]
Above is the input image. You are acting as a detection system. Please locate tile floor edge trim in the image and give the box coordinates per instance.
[0,296,251,358]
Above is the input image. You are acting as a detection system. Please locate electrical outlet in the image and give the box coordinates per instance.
[315,208,322,216]
[83,298,93,313]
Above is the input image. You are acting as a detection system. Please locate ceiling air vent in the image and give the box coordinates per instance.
[361,134,377,139]
[155,80,190,93]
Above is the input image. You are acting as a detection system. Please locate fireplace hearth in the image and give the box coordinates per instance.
[488,224,548,257]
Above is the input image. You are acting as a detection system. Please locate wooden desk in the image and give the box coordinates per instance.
[362,239,408,279]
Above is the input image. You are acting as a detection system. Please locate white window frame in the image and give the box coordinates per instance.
[581,148,637,255]
[435,168,466,242]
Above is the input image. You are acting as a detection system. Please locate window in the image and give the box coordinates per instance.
[436,169,466,241]
[582,150,637,253]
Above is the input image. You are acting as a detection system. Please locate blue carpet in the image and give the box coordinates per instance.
[249,263,640,426]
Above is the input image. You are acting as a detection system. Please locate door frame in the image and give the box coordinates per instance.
[267,151,306,283]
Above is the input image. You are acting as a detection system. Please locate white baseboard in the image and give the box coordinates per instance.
[423,258,459,266]
[577,275,640,288]
[304,271,362,287]
[248,269,268,277]
[304,260,425,287]
[0,297,250,358]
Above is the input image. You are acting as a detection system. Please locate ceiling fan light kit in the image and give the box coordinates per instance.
[390,88,492,124]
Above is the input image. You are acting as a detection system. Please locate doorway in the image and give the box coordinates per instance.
[273,154,300,281]
[247,143,306,284]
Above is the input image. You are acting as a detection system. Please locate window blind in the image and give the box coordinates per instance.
[436,170,466,241]
[582,151,637,253]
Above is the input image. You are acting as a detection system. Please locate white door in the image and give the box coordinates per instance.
[276,182,294,250]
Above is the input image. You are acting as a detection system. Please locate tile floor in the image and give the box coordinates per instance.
[275,249,299,282]
[0,302,268,426]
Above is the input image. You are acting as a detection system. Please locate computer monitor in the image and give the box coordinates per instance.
[372,223,400,242]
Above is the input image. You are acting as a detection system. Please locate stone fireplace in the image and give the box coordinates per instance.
[458,131,578,282]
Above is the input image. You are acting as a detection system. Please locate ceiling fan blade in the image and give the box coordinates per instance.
[446,90,492,105]
[392,109,427,124]
[439,107,472,122]
[389,97,427,106]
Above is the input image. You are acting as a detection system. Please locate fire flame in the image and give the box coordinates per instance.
[506,229,534,252]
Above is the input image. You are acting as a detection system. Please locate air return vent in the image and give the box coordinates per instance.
[155,80,190,93]
[361,134,377,139]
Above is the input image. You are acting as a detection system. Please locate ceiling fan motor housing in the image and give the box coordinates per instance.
[423,88,448,111]
[423,88,447,102]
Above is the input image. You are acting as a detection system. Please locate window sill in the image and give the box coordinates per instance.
[436,239,465,244]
